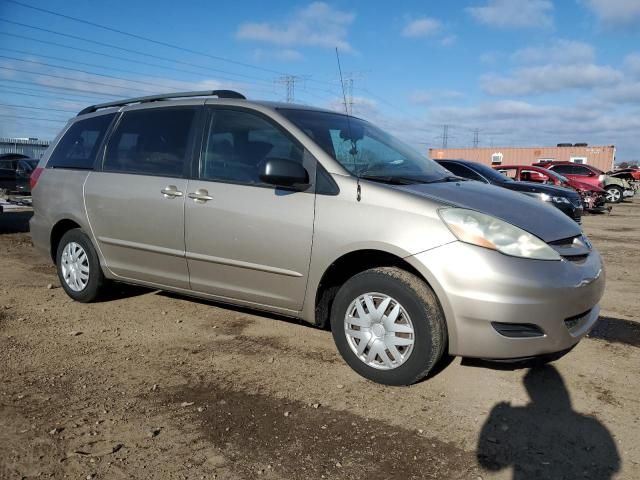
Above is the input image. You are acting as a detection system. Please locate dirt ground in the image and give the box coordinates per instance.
[1,201,639,480]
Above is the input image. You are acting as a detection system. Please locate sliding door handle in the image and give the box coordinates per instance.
[161,185,183,198]
[188,189,213,203]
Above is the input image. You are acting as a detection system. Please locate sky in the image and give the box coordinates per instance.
[0,0,640,160]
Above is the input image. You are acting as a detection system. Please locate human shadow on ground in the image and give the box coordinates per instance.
[477,365,620,479]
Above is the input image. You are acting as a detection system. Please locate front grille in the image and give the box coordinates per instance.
[492,322,545,338]
[548,234,591,260]
[564,309,592,331]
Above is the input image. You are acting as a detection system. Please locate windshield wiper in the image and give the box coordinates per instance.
[359,175,419,185]
[424,175,468,184]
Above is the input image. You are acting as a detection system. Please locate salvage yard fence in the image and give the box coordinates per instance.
[0,138,51,159]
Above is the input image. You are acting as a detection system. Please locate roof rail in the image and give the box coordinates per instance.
[77,90,246,116]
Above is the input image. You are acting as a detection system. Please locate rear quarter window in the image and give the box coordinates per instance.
[48,114,116,170]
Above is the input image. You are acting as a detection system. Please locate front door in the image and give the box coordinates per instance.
[84,106,200,289]
[184,107,316,310]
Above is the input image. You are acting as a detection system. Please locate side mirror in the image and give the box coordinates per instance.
[260,158,310,189]
[587,171,596,177]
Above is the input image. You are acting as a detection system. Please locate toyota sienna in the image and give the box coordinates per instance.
[29,91,605,385]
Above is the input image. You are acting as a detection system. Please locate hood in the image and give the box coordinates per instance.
[397,180,581,243]
[501,181,580,199]
[570,179,606,193]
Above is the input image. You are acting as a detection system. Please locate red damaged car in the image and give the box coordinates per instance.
[495,165,608,213]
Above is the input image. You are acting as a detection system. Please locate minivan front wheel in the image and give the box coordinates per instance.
[331,267,446,386]
[56,229,105,303]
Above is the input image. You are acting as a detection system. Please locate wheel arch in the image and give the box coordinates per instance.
[312,249,437,330]
[50,218,83,264]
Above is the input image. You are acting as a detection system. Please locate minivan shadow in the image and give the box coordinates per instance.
[477,365,620,479]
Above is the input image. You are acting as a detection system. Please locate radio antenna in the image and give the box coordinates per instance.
[335,47,361,201]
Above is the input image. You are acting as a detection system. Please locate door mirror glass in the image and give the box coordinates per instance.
[260,158,309,188]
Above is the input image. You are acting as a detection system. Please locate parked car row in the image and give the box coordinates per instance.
[0,153,39,195]
[495,164,608,214]
[534,161,635,204]
[435,159,585,223]
[28,90,606,385]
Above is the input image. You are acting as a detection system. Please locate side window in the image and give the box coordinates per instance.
[201,109,304,185]
[104,107,197,177]
[441,162,485,182]
[572,165,592,175]
[499,168,517,179]
[48,114,115,169]
[550,164,573,174]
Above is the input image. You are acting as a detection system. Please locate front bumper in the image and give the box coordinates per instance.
[408,241,605,359]
[554,202,582,223]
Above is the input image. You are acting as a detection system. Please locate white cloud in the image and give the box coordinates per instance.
[583,0,640,28]
[440,34,458,46]
[401,17,442,37]
[466,0,554,29]
[624,53,640,77]
[236,2,355,52]
[252,48,304,62]
[481,64,622,95]
[410,89,464,105]
[511,40,595,65]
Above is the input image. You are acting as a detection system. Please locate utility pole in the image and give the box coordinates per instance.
[276,75,300,103]
[473,129,479,148]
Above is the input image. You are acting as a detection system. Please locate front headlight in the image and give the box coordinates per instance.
[540,193,570,204]
[439,208,561,261]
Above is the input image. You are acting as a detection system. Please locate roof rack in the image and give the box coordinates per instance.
[77,90,246,116]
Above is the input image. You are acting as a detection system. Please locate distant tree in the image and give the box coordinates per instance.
[618,161,629,168]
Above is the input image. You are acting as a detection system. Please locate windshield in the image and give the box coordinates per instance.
[17,159,38,173]
[278,109,450,183]
[541,168,568,183]
[469,162,513,183]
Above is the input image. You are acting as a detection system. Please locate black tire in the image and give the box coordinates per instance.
[55,228,105,303]
[605,185,623,203]
[330,267,447,386]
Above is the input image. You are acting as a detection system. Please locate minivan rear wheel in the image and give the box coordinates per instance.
[56,229,105,303]
[330,267,446,386]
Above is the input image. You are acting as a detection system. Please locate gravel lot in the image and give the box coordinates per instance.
[1,201,639,479]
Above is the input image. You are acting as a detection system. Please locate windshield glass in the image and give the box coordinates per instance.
[470,162,513,183]
[18,159,38,173]
[541,168,568,183]
[278,109,450,183]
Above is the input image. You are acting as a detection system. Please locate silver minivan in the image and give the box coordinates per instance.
[30,90,605,385]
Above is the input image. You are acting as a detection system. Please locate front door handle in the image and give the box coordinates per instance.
[188,189,213,203]
[161,185,183,198]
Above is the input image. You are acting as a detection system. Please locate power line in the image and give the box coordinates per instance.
[0,65,154,95]
[0,102,76,113]
[0,78,125,98]
[0,31,276,88]
[0,54,191,92]
[0,83,112,102]
[4,0,286,76]
[0,113,67,123]
[0,19,282,88]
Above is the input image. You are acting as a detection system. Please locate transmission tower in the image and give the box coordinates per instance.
[442,125,449,149]
[473,128,479,148]
[276,75,300,103]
